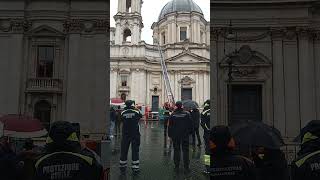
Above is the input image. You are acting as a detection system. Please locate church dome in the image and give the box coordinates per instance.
[158,0,203,20]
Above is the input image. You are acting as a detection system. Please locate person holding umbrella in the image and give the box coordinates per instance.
[291,120,320,180]
[206,125,257,179]
[230,121,288,180]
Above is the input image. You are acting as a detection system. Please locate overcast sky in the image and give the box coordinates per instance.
[110,0,210,44]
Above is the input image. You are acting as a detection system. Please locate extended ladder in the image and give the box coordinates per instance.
[157,43,175,105]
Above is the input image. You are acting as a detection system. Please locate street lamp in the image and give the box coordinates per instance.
[225,20,239,124]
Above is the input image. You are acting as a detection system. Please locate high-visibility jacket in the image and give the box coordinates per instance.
[34,151,103,180]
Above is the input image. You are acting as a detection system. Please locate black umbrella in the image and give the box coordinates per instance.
[182,100,199,109]
[293,120,320,143]
[230,121,285,149]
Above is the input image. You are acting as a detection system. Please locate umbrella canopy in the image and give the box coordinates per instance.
[293,120,320,143]
[230,121,284,149]
[0,114,47,138]
[110,98,125,106]
[182,100,199,109]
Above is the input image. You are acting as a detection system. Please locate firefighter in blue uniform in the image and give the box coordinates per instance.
[291,121,320,180]
[34,121,103,180]
[168,101,193,173]
[119,100,142,174]
[201,99,211,173]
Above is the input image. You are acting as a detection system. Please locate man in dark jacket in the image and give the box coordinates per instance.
[201,100,211,154]
[119,100,142,174]
[252,147,289,180]
[163,102,171,137]
[107,106,117,140]
[291,120,320,180]
[190,108,201,147]
[168,101,193,173]
[34,121,103,180]
[207,126,257,180]
[0,136,20,180]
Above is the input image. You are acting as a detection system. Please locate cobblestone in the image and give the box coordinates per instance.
[110,121,210,180]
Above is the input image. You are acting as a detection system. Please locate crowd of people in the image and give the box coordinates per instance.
[1,99,320,179]
[0,121,104,180]
[116,99,320,179]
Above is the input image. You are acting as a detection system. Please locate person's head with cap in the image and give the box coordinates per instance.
[203,100,210,110]
[125,100,135,109]
[23,138,35,150]
[175,101,183,110]
[300,120,320,145]
[209,125,236,153]
[45,121,81,153]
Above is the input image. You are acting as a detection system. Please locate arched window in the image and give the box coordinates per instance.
[123,29,132,42]
[121,93,127,101]
[34,100,51,130]
[126,0,132,13]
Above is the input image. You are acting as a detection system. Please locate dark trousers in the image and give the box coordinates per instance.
[173,136,189,168]
[203,131,210,154]
[164,119,168,136]
[120,134,140,170]
[191,127,201,146]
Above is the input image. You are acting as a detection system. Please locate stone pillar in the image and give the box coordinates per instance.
[314,33,320,119]
[115,22,121,45]
[298,29,316,127]
[283,32,300,138]
[271,29,286,136]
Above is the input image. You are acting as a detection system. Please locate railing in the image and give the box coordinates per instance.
[26,78,63,93]
[118,86,130,92]
[281,142,301,164]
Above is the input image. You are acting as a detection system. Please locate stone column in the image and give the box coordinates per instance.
[271,29,286,136]
[115,22,121,45]
[298,29,316,127]
[314,32,320,119]
[283,31,300,137]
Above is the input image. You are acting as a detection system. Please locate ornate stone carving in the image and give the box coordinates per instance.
[221,45,268,66]
[0,19,32,33]
[63,19,108,33]
[178,76,195,86]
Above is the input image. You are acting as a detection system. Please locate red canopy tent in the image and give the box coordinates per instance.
[0,114,47,138]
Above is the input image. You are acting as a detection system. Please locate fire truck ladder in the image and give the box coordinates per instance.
[157,43,175,105]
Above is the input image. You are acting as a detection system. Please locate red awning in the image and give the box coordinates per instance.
[0,114,47,138]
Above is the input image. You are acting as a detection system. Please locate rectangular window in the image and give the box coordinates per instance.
[37,46,54,78]
[180,27,187,41]
[120,75,128,86]
[162,32,166,45]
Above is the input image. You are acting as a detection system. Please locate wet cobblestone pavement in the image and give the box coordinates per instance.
[110,121,210,180]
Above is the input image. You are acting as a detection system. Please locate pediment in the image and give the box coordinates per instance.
[27,25,65,37]
[220,45,271,67]
[166,51,209,63]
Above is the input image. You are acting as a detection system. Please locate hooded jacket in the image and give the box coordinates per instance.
[291,132,320,180]
[207,126,257,180]
[34,121,103,180]
[168,108,193,139]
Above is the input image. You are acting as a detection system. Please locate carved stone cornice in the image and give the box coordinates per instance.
[63,19,108,34]
[0,19,32,33]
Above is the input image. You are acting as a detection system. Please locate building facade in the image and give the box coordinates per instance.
[110,0,210,111]
[0,0,108,134]
[211,0,320,139]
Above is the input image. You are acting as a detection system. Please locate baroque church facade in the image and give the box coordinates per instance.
[0,0,108,134]
[110,0,210,111]
[211,0,320,139]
